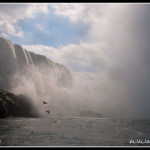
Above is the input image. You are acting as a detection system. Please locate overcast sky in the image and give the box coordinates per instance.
[1,3,150,118]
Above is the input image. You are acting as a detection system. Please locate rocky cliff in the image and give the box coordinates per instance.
[0,88,40,118]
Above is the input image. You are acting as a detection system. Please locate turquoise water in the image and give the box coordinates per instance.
[0,117,150,147]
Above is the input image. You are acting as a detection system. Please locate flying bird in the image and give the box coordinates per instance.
[46,110,50,114]
[43,101,48,104]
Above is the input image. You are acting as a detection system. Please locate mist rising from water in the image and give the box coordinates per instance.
[0,37,73,117]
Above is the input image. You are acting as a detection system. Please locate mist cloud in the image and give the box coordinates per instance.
[1,4,150,119]
[22,4,150,119]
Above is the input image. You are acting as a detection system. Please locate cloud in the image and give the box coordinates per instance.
[0,4,49,37]
[51,3,107,24]
[51,3,85,23]
[57,42,108,72]
[36,23,44,31]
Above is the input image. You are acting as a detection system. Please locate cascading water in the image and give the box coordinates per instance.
[0,37,72,117]
[14,44,30,73]
[25,50,36,71]
[0,37,17,90]
[0,37,71,88]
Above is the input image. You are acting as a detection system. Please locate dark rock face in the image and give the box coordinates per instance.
[0,98,8,118]
[0,89,40,118]
[79,110,101,118]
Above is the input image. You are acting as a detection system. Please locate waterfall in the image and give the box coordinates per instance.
[14,44,29,67]
[23,48,30,66]
[0,37,17,59]
[0,37,17,90]
[46,57,53,68]
[7,39,17,59]
[0,37,72,92]
[25,50,36,71]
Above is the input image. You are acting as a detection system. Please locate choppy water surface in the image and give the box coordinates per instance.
[0,117,150,146]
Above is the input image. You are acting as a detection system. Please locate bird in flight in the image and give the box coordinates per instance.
[46,110,50,113]
[43,101,48,104]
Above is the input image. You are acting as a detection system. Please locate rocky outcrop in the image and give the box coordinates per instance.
[0,89,40,118]
[79,110,101,118]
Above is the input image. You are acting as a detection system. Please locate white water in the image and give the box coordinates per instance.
[25,50,35,71]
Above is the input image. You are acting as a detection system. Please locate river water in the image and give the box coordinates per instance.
[0,117,150,147]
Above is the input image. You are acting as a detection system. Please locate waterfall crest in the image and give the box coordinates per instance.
[0,37,72,92]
